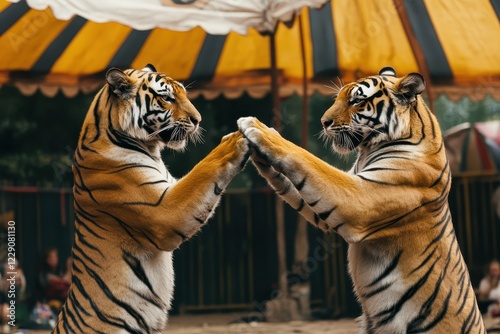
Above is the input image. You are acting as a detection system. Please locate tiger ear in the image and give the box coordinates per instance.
[392,72,425,105]
[106,68,134,98]
[142,64,157,72]
[378,66,396,77]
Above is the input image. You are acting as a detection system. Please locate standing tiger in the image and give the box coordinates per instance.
[53,64,249,333]
[237,67,485,333]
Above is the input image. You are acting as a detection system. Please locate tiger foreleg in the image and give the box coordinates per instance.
[122,131,250,251]
[249,147,330,231]
[238,116,390,242]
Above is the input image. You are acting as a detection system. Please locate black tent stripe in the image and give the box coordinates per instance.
[32,16,87,72]
[309,1,338,77]
[403,0,452,81]
[107,30,151,69]
[0,1,30,36]
[491,0,500,20]
[190,34,226,81]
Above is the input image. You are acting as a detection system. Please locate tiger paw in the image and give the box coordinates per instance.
[220,131,250,171]
[237,117,268,146]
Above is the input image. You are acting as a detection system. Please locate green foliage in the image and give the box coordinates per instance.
[0,86,90,186]
[434,95,500,132]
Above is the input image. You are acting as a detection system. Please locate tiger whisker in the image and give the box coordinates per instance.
[148,123,175,139]
[184,81,196,90]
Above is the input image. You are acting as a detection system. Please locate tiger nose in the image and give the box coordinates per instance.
[190,116,201,126]
[321,118,334,129]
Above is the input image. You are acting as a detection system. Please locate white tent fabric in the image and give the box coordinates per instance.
[7,0,328,34]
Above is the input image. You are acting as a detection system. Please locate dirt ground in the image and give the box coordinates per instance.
[166,313,500,333]
[12,312,500,334]
[166,313,359,334]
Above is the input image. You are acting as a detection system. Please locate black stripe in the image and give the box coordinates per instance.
[90,89,104,143]
[99,210,162,250]
[319,207,335,221]
[124,187,168,207]
[308,199,320,207]
[84,264,151,331]
[411,246,437,274]
[277,179,292,196]
[108,30,151,68]
[0,1,30,36]
[75,225,105,256]
[214,183,223,195]
[73,242,101,268]
[72,275,143,334]
[63,305,84,333]
[174,229,188,241]
[403,0,452,81]
[367,250,402,287]
[376,259,437,325]
[32,16,87,72]
[108,163,162,174]
[296,198,305,212]
[122,249,161,300]
[73,164,98,203]
[309,2,338,77]
[361,282,392,299]
[139,180,169,187]
[190,34,226,81]
[130,287,164,310]
[295,177,306,191]
[491,0,500,21]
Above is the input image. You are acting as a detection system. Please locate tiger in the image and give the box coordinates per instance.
[53,64,249,333]
[237,67,485,333]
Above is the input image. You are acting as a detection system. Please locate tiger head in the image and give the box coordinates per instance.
[105,64,202,151]
[321,67,425,154]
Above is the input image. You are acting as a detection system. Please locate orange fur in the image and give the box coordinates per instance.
[53,65,248,333]
[238,68,485,333]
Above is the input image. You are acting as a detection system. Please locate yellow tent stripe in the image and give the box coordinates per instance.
[0,8,71,70]
[333,0,418,76]
[52,22,132,75]
[425,0,500,79]
[215,28,270,77]
[275,8,314,80]
[132,27,206,81]
[0,1,11,11]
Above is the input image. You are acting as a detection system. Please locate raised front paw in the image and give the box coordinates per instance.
[219,131,250,170]
[237,117,276,147]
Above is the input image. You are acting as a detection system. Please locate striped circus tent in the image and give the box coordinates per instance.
[0,0,500,100]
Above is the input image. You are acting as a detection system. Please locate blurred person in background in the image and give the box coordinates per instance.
[478,259,500,316]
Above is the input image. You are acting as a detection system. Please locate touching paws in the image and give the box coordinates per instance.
[237,117,267,146]
[220,131,250,170]
[237,117,283,166]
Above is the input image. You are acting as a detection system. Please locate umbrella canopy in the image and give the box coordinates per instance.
[1,0,500,100]
[444,121,500,175]
[8,0,327,34]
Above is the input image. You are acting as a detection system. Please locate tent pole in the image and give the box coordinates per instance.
[393,0,435,112]
[294,15,311,319]
[270,31,288,299]
[299,16,309,148]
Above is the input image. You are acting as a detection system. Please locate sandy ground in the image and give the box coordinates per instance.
[167,313,359,334]
[8,312,500,333]
[166,313,500,333]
